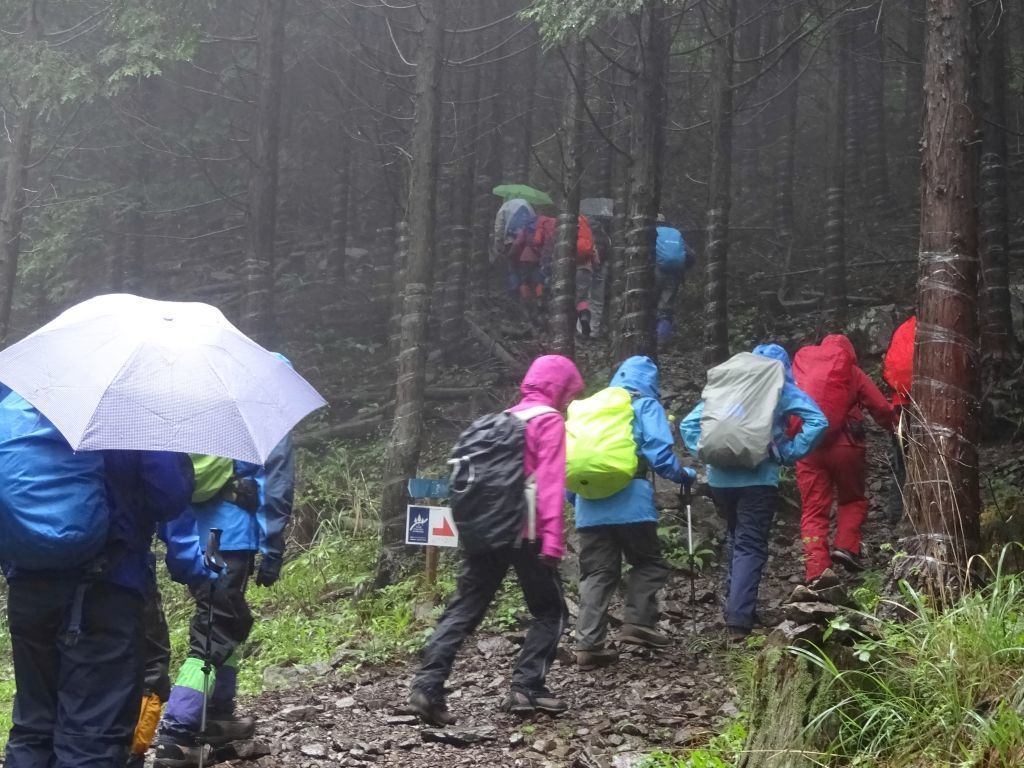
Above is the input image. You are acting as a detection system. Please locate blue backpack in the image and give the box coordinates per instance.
[656,226,687,273]
[0,391,110,571]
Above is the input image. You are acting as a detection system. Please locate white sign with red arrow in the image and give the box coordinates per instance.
[405,505,459,548]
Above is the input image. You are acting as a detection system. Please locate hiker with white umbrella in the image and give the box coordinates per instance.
[0,294,326,768]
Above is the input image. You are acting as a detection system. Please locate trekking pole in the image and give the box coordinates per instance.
[199,528,227,768]
[681,482,697,637]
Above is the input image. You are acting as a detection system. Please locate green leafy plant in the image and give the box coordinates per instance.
[641,717,747,768]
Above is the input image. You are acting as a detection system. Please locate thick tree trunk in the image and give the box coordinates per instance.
[377,0,447,584]
[613,2,667,363]
[703,0,737,367]
[0,0,41,345]
[978,7,1016,378]
[824,13,849,328]
[241,0,287,346]
[550,41,586,359]
[904,0,980,594]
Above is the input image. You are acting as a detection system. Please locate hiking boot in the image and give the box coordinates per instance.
[619,624,671,649]
[501,689,568,717]
[206,713,256,744]
[726,626,751,644]
[831,548,864,573]
[575,646,619,671]
[153,737,210,768]
[406,689,457,726]
[126,754,145,768]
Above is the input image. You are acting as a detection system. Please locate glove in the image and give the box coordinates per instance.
[255,554,283,587]
[682,467,697,489]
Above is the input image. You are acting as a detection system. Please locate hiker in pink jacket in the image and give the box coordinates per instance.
[408,355,584,725]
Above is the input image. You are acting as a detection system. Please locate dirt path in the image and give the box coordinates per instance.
[222,434,897,768]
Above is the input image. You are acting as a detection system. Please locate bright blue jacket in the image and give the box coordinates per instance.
[680,344,827,489]
[574,357,689,528]
[162,434,295,582]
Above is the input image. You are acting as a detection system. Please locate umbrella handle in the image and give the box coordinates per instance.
[204,528,227,574]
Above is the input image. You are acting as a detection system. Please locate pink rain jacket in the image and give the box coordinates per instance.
[507,355,584,560]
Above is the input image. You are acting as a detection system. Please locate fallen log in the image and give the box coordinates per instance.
[464,315,521,369]
[294,416,385,447]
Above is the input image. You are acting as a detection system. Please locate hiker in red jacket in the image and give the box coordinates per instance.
[794,335,894,582]
[882,315,916,520]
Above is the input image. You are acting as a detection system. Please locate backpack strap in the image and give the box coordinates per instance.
[506,405,557,544]
[507,405,558,422]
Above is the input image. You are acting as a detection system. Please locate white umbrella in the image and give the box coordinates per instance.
[0,294,326,464]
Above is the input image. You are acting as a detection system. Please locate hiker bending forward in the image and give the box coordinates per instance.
[570,357,695,670]
[681,344,826,640]
[407,355,584,726]
[794,335,893,581]
[154,430,295,767]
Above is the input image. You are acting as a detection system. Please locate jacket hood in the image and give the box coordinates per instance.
[753,343,794,384]
[519,355,584,411]
[821,334,857,365]
[610,356,660,399]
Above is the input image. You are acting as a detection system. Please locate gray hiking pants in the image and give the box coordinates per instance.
[575,522,670,651]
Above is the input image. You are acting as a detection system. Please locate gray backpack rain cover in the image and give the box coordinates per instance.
[697,352,786,469]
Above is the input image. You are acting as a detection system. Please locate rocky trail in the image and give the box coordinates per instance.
[216,432,900,768]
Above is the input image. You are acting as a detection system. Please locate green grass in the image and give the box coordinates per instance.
[641,717,747,768]
[794,550,1024,767]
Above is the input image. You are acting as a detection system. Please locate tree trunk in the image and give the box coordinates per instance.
[904,0,925,142]
[824,13,849,328]
[904,0,980,594]
[374,225,396,333]
[550,41,586,359]
[327,139,351,289]
[377,0,447,585]
[734,0,763,210]
[857,6,890,209]
[773,1,800,297]
[0,0,41,345]
[703,0,737,367]
[241,0,287,346]
[613,2,668,363]
[978,6,1016,378]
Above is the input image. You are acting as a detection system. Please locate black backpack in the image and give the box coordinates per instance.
[447,406,556,554]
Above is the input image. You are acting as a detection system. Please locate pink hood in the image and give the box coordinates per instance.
[508,355,584,559]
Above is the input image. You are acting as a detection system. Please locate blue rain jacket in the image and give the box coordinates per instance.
[680,344,827,489]
[162,433,295,576]
[574,357,689,528]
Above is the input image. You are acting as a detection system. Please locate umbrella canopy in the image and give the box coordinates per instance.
[0,294,326,464]
[492,184,553,207]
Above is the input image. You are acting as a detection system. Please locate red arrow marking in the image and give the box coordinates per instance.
[432,517,455,538]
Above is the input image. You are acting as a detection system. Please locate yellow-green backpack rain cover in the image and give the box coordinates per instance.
[565,387,638,499]
[189,454,235,503]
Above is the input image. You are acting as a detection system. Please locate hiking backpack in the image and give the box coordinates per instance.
[505,203,537,242]
[577,216,595,264]
[190,454,235,503]
[565,387,638,499]
[0,391,110,570]
[792,343,855,442]
[655,226,687,273]
[883,316,916,400]
[447,406,556,554]
[697,353,786,468]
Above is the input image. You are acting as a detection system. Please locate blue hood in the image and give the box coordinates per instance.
[753,343,793,384]
[610,356,660,399]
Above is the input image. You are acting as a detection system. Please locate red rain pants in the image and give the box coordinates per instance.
[796,442,867,582]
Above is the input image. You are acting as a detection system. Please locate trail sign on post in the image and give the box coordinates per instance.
[405,504,459,548]
[407,478,455,595]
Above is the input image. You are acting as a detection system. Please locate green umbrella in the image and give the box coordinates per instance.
[492,184,553,206]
